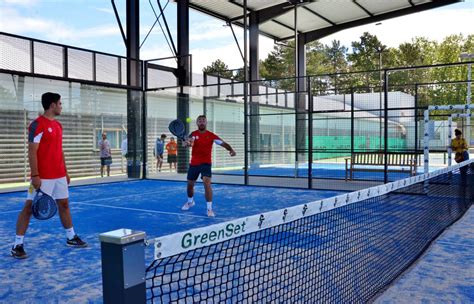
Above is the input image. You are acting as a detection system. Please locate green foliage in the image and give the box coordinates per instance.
[205,33,473,104]
[202,59,233,78]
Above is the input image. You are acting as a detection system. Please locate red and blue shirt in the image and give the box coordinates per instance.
[28,116,66,179]
[190,130,221,166]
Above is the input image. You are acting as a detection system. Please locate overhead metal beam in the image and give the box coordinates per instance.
[290,0,461,43]
[302,6,336,26]
[228,22,245,63]
[111,0,127,46]
[353,0,374,17]
[258,2,298,24]
[272,19,297,33]
[157,0,177,56]
[187,2,280,41]
[229,0,314,25]
[229,0,245,9]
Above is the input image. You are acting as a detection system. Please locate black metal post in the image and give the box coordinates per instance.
[295,33,306,176]
[30,40,34,73]
[63,47,68,78]
[126,0,142,179]
[383,70,389,183]
[176,0,190,174]
[142,61,147,179]
[92,52,97,82]
[249,10,260,171]
[308,77,313,189]
[414,84,419,153]
[99,229,146,304]
[243,0,249,185]
[351,88,354,155]
[177,0,190,87]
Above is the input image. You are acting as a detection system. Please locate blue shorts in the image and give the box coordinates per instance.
[187,164,212,181]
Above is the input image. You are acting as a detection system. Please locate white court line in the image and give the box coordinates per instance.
[0,210,21,215]
[0,190,230,220]
[72,190,166,204]
[74,201,228,220]
[437,240,474,248]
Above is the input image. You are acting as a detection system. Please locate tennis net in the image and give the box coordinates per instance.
[146,160,474,303]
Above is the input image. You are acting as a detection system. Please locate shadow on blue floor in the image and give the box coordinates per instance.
[0,180,341,303]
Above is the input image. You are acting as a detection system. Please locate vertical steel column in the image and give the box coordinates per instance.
[249,10,260,171]
[126,0,142,179]
[467,63,472,145]
[351,88,355,155]
[142,61,147,179]
[243,1,249,184]
[295,33,306,175]
[414,84,418,154]
[383,70,389,183]
[92,52,97,82]
[423,109,430,174]
[63,47,68,78]
[30,40,34,73]
[176,0,190,174]
[307,77,313,189]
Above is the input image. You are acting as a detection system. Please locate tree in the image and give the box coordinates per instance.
[260,42,295,90]
[324,40,348,73]
[202,59,233,79]
[347,32,386,89]
[260,44,292,78]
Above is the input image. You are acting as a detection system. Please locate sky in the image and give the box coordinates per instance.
[0,0,473,74]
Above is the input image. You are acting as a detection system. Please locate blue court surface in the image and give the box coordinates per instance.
[0,180,342,303]
[376,207,474,303]
[217,163,430,181]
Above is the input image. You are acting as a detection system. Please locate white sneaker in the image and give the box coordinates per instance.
[182,201,195,211]
[207,209,215,217]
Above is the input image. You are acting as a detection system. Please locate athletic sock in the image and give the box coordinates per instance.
[187,197,194,203]
[14,235,24,247]
[207,202,212,211]
[65,227,76,240]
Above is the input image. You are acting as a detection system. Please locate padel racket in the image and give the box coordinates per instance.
[32,189,57,220]
[168,119,189,141]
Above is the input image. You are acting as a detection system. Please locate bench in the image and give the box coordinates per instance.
[345,152,419,181]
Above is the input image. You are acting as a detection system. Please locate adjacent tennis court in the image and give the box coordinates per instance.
[0,179,341,302]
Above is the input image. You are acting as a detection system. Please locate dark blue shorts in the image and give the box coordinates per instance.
[187,164,212,181]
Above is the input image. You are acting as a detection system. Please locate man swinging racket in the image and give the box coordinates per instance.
[181,115,236,217]
[11,92,87,259]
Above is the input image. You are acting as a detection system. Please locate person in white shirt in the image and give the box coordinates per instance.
[99,132,112,177]
[121,137,128,157]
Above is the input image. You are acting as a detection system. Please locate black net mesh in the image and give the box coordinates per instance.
[145,162,474,303]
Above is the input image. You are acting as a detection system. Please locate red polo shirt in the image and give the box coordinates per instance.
[28,116,66,179]
[190,130,221,166]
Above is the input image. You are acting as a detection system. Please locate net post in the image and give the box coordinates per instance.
[307,76,313,189]
[448,116,453,166]
[424,109,430,174]
[99,229,146,304]
[383,69,389,183]
[414,84,418,154]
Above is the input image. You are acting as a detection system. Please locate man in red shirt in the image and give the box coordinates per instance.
[181,115,236,217]
[11,92,87,259]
